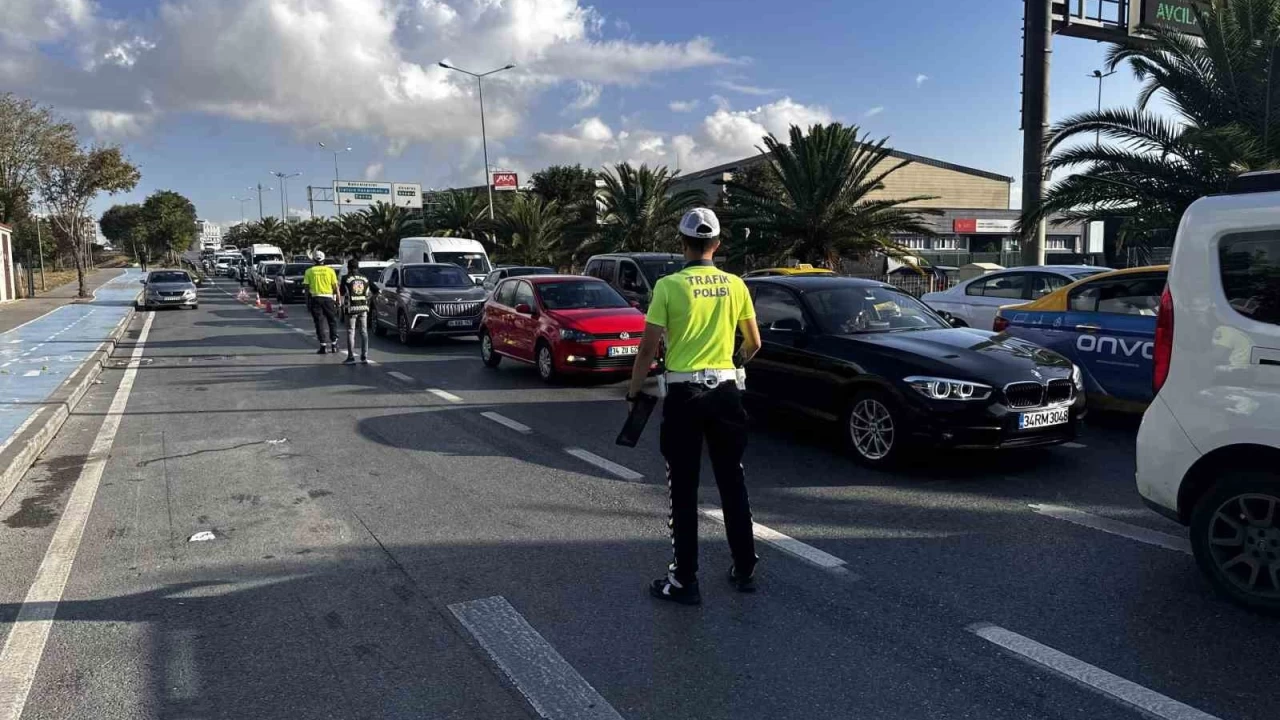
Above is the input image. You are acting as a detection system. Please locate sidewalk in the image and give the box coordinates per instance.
[0,268,127,335]
[0,269,142,444]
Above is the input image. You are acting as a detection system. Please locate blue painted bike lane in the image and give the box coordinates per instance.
[0,270,144,448]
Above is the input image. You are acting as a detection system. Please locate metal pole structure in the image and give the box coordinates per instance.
[439,62,515,220]
[1020,0,1051,268]
[34,212,46,290]
[319,144,351,216]
[1091,69,1115,148]
[270,172,300,221]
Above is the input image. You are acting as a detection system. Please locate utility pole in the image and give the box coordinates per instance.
[249,184,272,220]
[271,171,301,223]
[34,212,46,290]
[440,62,516,220]
[318,143,351,216]
[1090,69,1116,147]
[1020,0,1052,267]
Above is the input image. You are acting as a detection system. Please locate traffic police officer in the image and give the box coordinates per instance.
[626,208,763,606]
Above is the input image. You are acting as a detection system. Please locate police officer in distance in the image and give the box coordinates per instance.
[626,208,763,606]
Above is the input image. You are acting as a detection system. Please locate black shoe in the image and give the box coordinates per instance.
[316,347,327,355]
[343,357,357,365]
[728,565,756,593]
[329,343,338,354]
[361,356,369,365]
[649,573,701,606]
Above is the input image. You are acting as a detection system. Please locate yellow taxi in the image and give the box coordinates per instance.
[742,264,836,278]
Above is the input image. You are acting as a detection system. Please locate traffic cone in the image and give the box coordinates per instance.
[264,300,273,313]
[254,294,263,308]
[276,305,287,319]
[236,288,248,302]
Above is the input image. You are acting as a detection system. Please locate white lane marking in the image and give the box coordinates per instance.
[387,371,414,383]
[481,411,532,434]
[1029,504,1190,554]
[564,448,643,481]
[1062,442,1087,449]
[0,312,154,720]
[427,388,463,403]
[449,596,625,720]
[700,507,848,570]
[969,624,1222,720]
[21,370,38,377]
[292,328,310,335]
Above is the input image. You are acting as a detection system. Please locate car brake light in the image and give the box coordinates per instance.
[1153,286,1174,394]
[992,314,1009,333]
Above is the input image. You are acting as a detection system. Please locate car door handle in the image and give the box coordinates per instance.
[1075,324,1101,332]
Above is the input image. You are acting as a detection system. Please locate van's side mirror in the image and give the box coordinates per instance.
[139,278,147,284]
[475,278,484,286]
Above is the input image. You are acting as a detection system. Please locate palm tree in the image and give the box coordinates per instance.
[724,123,938,267]
[487,194,568,267]
[428,189,486,239]
[251,217,286,246]
[1026,0,1280,263]
[359,202,421,260]
[595,163,705,253]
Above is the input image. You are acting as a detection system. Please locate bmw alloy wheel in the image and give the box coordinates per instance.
[849,398,895,461]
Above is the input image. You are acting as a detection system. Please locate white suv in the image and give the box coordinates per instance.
[1137,173,1280,613]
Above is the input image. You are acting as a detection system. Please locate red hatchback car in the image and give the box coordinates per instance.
[480,275,647,382]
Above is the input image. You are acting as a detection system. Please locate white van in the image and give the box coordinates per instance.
[398,237,491,285]
[244,244,284,286]
[1136,171,1280,613]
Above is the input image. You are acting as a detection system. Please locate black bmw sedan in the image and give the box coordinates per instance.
[744,276,1086,466]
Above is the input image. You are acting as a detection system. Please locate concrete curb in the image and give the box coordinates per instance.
[0,305,138,511]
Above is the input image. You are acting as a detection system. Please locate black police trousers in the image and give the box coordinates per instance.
[660,381,756,584]
[309,297,338,346]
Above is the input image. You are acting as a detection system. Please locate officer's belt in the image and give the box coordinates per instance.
[664,368,742,389]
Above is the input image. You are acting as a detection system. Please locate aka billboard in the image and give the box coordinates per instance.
[492,172,519,191]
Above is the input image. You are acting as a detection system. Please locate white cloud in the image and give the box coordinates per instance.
[2,0,732,147]
[668,99,699,113]
[864,106,884,118]
[915,73,929,87]
[528,97,833,175]
[713,79,778,96]
[85,109,153,138]
[567,81,602,111]
[363,162,384,181]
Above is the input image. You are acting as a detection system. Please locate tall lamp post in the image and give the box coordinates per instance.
[1090,69,1116,148]
[318,143,352,216]
[270,171,301,222]
[232,196,252,223]
[249,184,272,220]
[439,61,515,220]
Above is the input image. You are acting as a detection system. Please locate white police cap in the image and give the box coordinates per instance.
[678,208,721,239]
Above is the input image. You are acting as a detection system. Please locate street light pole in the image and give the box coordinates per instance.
[232,196,252,222]
[1090,69,1116,148]
[318,143,352,216]
[249,184,272,220]
[270,171,301,222]
[439,61,515,220]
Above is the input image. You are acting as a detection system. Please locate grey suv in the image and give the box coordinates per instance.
[582,252,683,310]
[371,263,487,344]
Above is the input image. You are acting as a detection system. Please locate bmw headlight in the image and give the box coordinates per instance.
[904,376,992,401]
[1071,364,1084,391]
[559,328,592,342]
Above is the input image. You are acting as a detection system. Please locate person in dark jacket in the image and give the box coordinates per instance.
[342,258,371,364]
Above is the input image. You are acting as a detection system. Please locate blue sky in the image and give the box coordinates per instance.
[2,0,1153,226]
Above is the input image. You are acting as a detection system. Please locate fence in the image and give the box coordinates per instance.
[845,271,955,297]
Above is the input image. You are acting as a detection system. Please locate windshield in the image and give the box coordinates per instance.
[538,281,630,310]
[1070,269,1108,280]
[283,263,311,275]
[639,258,683,284]
[434,252,491,274]
[508,267,554,277]
[357,267,386,281]
[148,272,190,284]
[262,264,284,276]
[403,265,473,288]
[253,253,283,264]
[808,286,949,334]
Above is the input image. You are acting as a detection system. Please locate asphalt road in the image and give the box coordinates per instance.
[0,276,1274,720]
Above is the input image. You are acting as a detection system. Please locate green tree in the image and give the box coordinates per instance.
[38,144,140,297]
[487,194,568,267]
[359,202,421,259]
[1027,0,1280,264]
[724,123,937,267]
[100,203,146,263]
[0,94,77,224]
[140,190,198,264]
[427,189,486,239]
[596,163,705,253]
